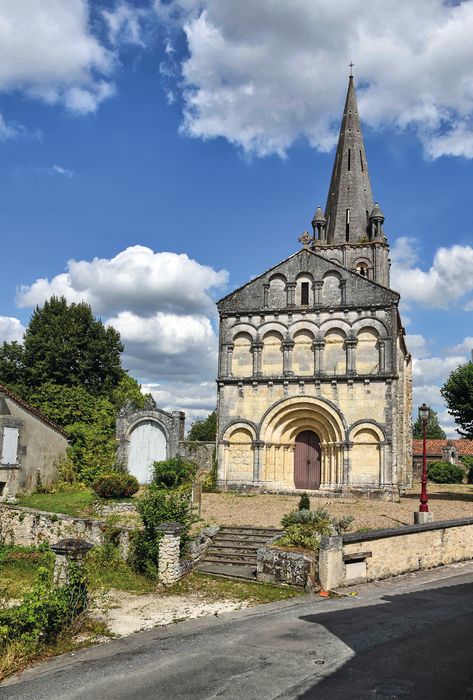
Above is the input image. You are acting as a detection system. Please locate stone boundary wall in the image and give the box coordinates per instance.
[257,543,317,588]
[319,517,473,590]
[178,441,215,474]
[0,504,134,559]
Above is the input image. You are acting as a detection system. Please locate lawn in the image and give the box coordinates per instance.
[17,488,96,517]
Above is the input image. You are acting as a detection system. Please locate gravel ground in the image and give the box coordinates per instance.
[201,485,473,531]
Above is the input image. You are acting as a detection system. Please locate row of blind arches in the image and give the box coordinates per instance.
[228,327,386,377]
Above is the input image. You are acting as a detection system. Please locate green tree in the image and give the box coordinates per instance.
[188,410,217,442]
[0,340,25,391]
[22,296,123,395]
[412,408,446,439]
[441,361,473,439]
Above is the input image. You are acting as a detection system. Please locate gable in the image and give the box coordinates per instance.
[217,248,398,314]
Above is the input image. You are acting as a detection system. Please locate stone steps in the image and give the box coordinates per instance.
[195,526,282,581]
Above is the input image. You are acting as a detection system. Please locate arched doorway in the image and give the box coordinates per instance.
[294,430,321,490]
[128,420,167,484]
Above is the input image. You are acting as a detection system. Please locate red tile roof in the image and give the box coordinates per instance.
[412,439,473,456]
[0,383,69,438]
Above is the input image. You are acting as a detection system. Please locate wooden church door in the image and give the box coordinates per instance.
[294,430,321,490]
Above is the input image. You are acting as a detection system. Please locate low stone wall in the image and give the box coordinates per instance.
[257,544,317,588]
[178,441,214,473]
[319,516,473,590]
[0,504,134,559]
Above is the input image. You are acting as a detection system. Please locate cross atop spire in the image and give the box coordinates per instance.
[349,62,354,77]
[324,75,375,245]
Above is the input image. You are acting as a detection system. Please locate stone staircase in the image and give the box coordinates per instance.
[195,526,282,581]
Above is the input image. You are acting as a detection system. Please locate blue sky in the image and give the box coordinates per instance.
[1,0,473,432]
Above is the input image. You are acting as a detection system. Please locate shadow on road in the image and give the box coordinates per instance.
[298,579,473,699]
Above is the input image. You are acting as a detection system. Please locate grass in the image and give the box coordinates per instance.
[86,546,156,594]
[17,488,96,517]
[0,547,52,600]
[165,572,303,604]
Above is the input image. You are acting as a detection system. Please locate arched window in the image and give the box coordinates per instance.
[356,328,379,374]
[232,333,253,377]
[262,332,283,376]
[292,330,314,376]
[324,330,346,375]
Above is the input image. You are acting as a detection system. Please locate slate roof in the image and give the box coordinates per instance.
[0,383,69,438]
[412,439,473,457]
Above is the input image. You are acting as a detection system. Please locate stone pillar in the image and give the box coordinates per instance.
[263,283,270,308]
[158,522,185,586]
[286,282,296,307]
[319,536,344,591]
[340,280,347,305]
[313,339,325,374]
[343,441,352,485]
[217,441,229,483]
[314,281,323,306]
[226,343,234,377]
[346,337,357,374]
[50,539,93,587]
[252,340,263,377]
[252,440,265,482]
[282,339,294,376]
[378,340,386,373]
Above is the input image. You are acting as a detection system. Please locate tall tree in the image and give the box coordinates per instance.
[22,297,123,395]
[412,408,446,439]
[441,361,473,439]
[0,341,25,390]
[188,410,217,442]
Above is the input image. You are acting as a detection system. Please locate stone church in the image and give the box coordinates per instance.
[215,76,412,498]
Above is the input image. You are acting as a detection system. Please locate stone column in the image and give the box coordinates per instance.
[319,536,344,591]
[263,283,270,308]
[252,440,265,482]
[226,343,234,377]
[378,340,386,373]
[346,337,357,375]
[343,441,352,485]
[313,339,325,374]
[252,340,263,377]
[158,522,185,586]
[217,441,229,484]
[314,281,323,306]
[286,282,296,307]
[340,280,347,305]
[50,539,93,587]
[282,339,294,376]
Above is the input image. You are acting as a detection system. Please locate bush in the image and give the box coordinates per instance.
[427,461,465,484]
[151,456,198,489]
[460,456,473,484]
[278,508,354,550]
[298,493,310,511]
[130,485,197,577]
[92,473,139,499]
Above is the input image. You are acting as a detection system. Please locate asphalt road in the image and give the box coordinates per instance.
[2,562,473,699]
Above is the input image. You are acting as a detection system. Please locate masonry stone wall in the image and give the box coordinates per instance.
[177,441,215,474]
[319,517,473,590]
[0,504,133,559]
[257,544,317,588]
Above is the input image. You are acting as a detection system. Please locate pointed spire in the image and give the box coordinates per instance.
[324,76,374,244]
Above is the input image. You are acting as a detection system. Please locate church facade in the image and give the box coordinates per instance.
[215,76,412,498]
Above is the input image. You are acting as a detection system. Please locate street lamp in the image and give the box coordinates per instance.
[418,403,430,513]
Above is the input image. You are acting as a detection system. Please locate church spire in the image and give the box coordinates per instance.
[324,75,374,244]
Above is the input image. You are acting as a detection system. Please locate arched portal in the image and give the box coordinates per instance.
[128,419,167,483]
[294,430,321,489]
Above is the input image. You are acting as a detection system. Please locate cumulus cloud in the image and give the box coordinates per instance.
[0,0,115,115]
[391,237,473,309]
[0,316,25,344]
[16,246,226,403]
[102,2,151,47]
[154,0,473,158]
[142,380,216,424]
[17,246,228,317]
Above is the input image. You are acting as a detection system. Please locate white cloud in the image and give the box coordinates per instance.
[142,380,216,424]
[109,310,218,382]
[155,0,473,158]
[0,0,114,115]
[52,165,74,179]
[391,237,473,309]
[17,245,228,317]
[102,2,150,47]
[448,337,473,356]
[0,316,25,343]
[412,355,466,386]
[405,334,429,359]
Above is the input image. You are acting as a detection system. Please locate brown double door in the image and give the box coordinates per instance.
[294,430,321,490]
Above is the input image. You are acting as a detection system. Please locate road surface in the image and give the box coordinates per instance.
[2,561,473,699]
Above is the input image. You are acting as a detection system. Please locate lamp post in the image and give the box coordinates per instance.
[418,403,430,513]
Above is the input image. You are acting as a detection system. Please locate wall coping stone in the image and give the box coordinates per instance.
[342,516,473,544]
[0,503,136,533]
[158,521,185,535]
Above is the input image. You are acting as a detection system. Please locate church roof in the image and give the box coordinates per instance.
[325,76,375,244]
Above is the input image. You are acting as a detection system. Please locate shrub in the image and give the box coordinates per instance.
[460,456,473,484]
[278,508,354,550]
[427,461,465,484]
[151,456,198,489]
[130,485,197,577]
[298,493,310,511]
[92,473,139,499]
